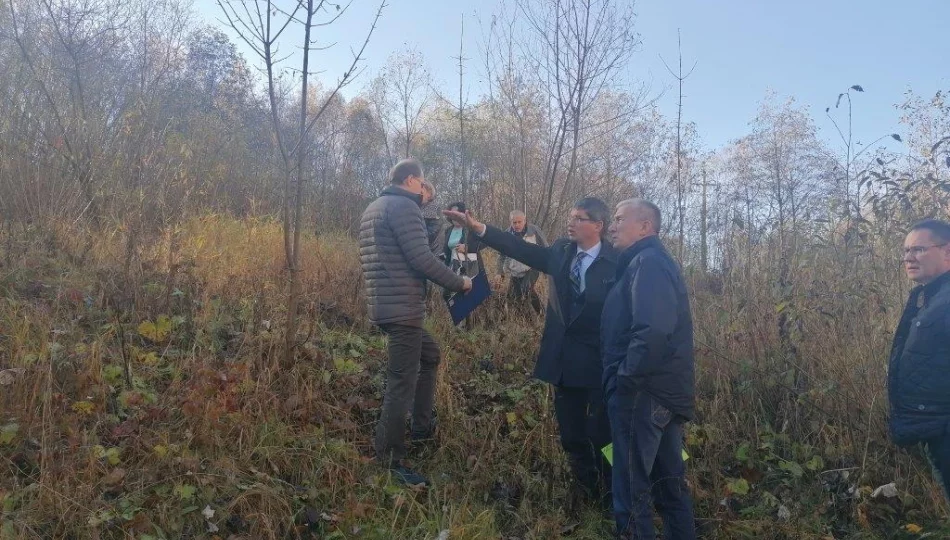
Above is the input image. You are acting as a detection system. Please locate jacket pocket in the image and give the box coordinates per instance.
[905,315,943,353]
[890,402,950,446]
[651,399,672,429]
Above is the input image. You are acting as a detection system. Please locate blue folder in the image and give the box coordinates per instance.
[445,269,491,325]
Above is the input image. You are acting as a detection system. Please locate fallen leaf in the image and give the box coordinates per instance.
[110,419,139,439]
[0,423,19,445]
[0,368,25,386]
[726,478,750,496]
[871,483,898,498]
[174,484,197,500]
[103,468,127,486]
[71,401,95,415]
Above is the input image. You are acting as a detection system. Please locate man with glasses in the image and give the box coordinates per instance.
[889,218,950,502]
[444,198,617,512]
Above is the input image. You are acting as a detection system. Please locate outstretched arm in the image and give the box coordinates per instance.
[443,210,553,273]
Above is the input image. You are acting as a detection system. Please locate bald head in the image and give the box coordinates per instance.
[610,198,661,250]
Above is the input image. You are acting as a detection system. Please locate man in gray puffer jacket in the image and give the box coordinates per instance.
[359,158,471,486]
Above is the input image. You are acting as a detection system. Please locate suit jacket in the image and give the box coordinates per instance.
[480,225,618,388]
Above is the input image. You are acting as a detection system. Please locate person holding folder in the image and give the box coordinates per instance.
[444,198,617,510]
[440,201,488,327]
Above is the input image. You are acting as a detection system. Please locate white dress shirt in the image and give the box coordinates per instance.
[574,242,601,293]
[477,223,600,292]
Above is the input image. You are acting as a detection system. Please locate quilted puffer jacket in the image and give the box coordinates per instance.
[359,185,466,326]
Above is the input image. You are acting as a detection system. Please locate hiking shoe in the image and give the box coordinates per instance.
[410,415,438,443]
[390,466,430,487]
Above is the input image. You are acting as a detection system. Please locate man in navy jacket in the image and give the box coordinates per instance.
[888,218,950,502]
[601,199,696,539]
[445,199,617,509]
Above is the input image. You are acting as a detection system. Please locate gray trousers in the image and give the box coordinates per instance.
[375,323,440,465]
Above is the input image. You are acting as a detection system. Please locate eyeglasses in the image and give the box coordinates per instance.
[902,243,948,258]
[567,216,597,224]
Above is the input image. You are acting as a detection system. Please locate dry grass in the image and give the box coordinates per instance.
[0,216,947,539]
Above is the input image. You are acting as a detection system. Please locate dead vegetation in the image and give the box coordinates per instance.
[1,216,948,539]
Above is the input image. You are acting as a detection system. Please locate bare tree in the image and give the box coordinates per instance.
[511,0,640,231]
[430,16,472,202]
[483,10,542,215]
[8,0,137,224]
[661,30,696,262]
[825,85,903,221]
[695,163,714,273]
[217,0,384,365]
[369,48,433,162]
[731,96,833,387]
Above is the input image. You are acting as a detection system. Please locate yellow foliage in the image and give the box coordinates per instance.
[138,315,172,343]
[137,350,160,365]
[71,401,95,416]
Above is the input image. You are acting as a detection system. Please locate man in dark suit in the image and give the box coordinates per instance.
[444,198,617,509]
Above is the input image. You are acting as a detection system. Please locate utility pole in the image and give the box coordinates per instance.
[695,166,715,273]
[457,15,468,202]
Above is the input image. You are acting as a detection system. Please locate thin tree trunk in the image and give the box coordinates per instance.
[284,0,316,365]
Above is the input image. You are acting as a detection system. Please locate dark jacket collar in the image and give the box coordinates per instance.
[616,235,664,277]
[597,239,619,263]
[914,270,950,304]
[380,185,423,207]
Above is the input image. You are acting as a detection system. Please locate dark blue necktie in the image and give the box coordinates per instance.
[570,251,587,295]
